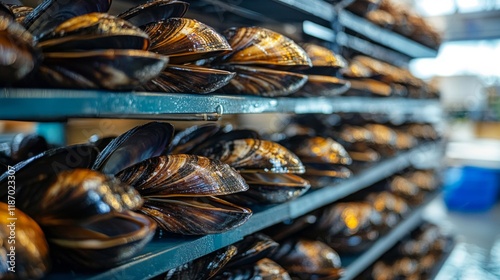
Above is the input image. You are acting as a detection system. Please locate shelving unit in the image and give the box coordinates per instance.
[44,142,441,280]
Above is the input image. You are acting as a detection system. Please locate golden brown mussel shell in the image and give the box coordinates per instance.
[280,136,352,166]
[345,79,392,97]
[141,196,252,235]
[144,18,232,64]
[404,170,438,192]
[389,176,425,206]
[0,14,38,85]
[292,75,350,97]
[395,131,417,150]
[37,13,150,52]
[197,138,305,174]
[300,43,347,75]
[16,169,142,226]
[47,210,156,270]
[118,0,189,28]
[140,64,235,94]
[338,125,375,144]
[217,65,308,97]
[347,146,381,163]
[92,122,174,175]
[38,49,168,90]
[366,191,409,232]
[218,26,312,69]
[5,4,33,23]
[225,234,279,269]
[23,0,112,39]
[116,154,249,197]
[223,173,311,205]
[0,203,50,280]
[363,124,397,147]
[215,258,291,280]
[271,239,344,280]
[301,165,353,188]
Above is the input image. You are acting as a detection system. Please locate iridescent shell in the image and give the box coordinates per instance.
[301,43,347,69]
[280,136,352,165]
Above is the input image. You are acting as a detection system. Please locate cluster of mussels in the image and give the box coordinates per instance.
[0,120,314,279]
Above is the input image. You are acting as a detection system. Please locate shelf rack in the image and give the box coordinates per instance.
[0,88,441,122]
[44,142,441,280]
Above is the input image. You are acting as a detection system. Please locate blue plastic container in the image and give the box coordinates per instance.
[443,166,500,212]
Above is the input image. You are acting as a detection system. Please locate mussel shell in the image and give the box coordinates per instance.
[48,211,156,270]
[39,50,168,90]
[144,18,231,64]
[225,234,279,269]
[0,144,99,200]
[197,139,305,174]
[223,173,310,205]
[169,123,222,154]
[271,239,343,278]
[214,258,291,280]
[9,133,49,163]
[189,129,261,155]
[280,136,352,165]
[363,124,397,146]
[347,147,380,163]
[218,26,312,69]
[0,15,38,84]
[141,196,252,235]
[395,131,417,150]
[93,122,174,175]
[5,4,33,23]
[0,202,50,280]
[118,0,189,28]
[88,135,117,153]
[116,154,249,197]
[301,165,352,188]
[366,191,409,217]
[291,75,350,97]
[338,125,374,144]
[165,245,238,280]
[37,13,150,52]
[217,65,308,97]
[23,0,112,39]
[15,169,142,226]
[345,79,392,97]
[140,65,235,94]
[300,43,347,74]
[404,170,438,192]
[388,176,424,205]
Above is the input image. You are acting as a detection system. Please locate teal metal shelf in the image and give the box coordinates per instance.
[45,142,440,280]
[0,88,442,122]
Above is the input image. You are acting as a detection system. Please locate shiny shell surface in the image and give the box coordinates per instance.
[226,234,279,268]
[144,18,231,64]
[141,196,252,235]
[215,258,291,280]
[281,136,352,165]
[197,138,305,174]
[292,75,350,97]
[217,65,308,97]
[116,154,249,197]
[0,203,50,280]
[300,43,347,69]
[140,65,235,94]
[6,4,32,23]
[118,0,189,28]
[169,123,221,154]
[38,13,150,52]
[93,122,174,175]
[39,49,168,90]
[218,26,312,69]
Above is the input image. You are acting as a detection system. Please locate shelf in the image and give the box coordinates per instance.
[338,10,438,59]
[44,142,441,280]
[340,192,440,280]
[0,88,442,122]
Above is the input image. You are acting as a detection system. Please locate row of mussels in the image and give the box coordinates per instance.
[0,0,437,98]
[159,168,441,280]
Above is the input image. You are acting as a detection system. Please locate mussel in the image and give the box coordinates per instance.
[292,75,350,97]
[37,13,150,52]
[214,258,291,280]
[301,165,352,188]
[404,170,438,192]
[300,43,347,75]
[280,136,352,166]
[388,176,424,205]
[9,133,49,163]
[169,123,222,155]
[144,18,231,64]
[4,4,32,23]
[225,234,279,269]
[0,202,50,280]
[118,0,189,28]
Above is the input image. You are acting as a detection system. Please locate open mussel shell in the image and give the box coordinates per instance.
[48,210,156,270]
[37,13,150,52]
[280,136,352,165]
[225,234,279,269]
[118,0,189,28]
[39,49,168,90]
[215,258,291,280]
[218,26,312,69]
[217,65,308,97]
[141,196,252,235]
[0,202,50,280]
[223,173,310,205]
[116,154,249,197]
[271,239,343,280]
[169,123,222,154]
[292,75,350,97]
[197,139,305,174]
[0,15,38,85]
[144,18,231,64]
[301,165,352,188]
[15,169,142,226]
[23,0,112,39]
[5,4,33,23]
[165,245,238,280]
[140,65,235,94]
[93,122,174,175]
[0,144,99,200]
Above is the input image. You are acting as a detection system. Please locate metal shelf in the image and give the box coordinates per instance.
[339,10,438,59]
[44,142,441,280]
[340,192,440,280]
[0,88,441,122]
